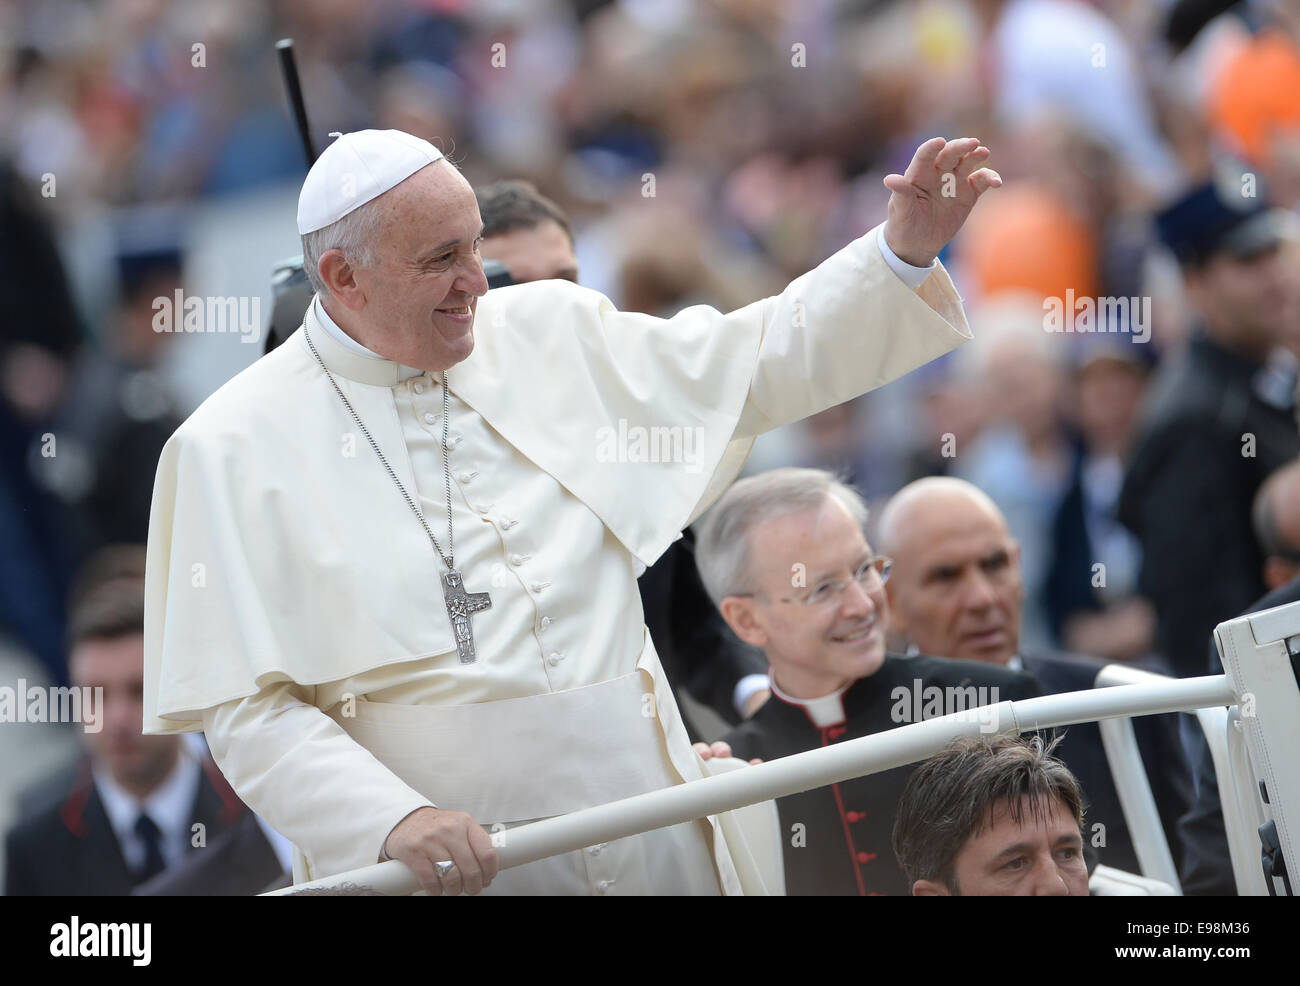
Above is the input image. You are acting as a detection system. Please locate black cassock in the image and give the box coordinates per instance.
[723,654,1040,896]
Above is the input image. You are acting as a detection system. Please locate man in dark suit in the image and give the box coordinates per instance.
[694,467,1039,895]
[134,811,290,896]
[3,547,274,895]
[1118,182,1299,678]
[1043,340,1156,664]
[878,476,1193,878]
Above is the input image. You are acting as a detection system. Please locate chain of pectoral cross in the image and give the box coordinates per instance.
[305,325,492,662]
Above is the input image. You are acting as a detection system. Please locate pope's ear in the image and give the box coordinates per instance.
[912,879,950,896]
[719,596,767,649]
[318,249,367,311]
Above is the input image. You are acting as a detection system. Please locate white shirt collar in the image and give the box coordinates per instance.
[94,744,201,872]
[768,671,848,728]
[313,295,426,382]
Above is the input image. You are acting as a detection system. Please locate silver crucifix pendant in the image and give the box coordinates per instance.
[442,570,492,664]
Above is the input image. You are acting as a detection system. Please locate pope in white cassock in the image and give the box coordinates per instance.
[142,129,1001,895]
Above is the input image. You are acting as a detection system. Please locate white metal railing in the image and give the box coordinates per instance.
[267,674,1236,896]
[1093,664,1182,891]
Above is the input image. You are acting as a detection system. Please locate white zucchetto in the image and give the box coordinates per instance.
[296,129,445,235]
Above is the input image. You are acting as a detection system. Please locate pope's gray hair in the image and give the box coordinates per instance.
[300,196,385,296]
[694,467,868,606]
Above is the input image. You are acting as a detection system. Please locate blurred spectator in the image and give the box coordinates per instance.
[1045,340,1157,662]
[1251,456,1300,592]
[959,182,1100,304]
[1206,0,1300,207]
[3,546,260,895]
[31,208,187,563]
[952,296,1073,653]
[877,475,1193,877]
[975,0,1182,199]
[0,157,83,684]
[1118,180,1300,677]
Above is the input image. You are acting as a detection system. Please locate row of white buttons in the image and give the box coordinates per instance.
[411,380,562,672]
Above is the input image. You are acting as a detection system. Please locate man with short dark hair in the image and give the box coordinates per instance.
[477,180,579,284]
[4,548,266,895]
[893,733,1090,896]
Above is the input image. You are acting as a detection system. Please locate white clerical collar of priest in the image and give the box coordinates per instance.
[310,295,426,384]
[768,672,848,728]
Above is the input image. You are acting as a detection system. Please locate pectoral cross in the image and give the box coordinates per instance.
[442,570,492,664]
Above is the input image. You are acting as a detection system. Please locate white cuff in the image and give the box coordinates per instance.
[877,226,937,291]
[733,673,772,717]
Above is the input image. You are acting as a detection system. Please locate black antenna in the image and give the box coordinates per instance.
[276,39,316,167]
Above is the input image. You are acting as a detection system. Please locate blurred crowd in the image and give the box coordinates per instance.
[3,0,1300,895]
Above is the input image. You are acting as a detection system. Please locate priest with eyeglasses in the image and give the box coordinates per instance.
[143,129,999,895]
[696,468,1040,895]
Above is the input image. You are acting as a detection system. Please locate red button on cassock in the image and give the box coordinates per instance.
[856,851,877,864]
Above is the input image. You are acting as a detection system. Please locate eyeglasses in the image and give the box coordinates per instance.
[736,555,893,608]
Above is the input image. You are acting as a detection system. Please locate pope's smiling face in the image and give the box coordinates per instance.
[328,161,490,372]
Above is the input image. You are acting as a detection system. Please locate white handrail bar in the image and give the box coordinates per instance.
[1093,664,1182,891]
[266,674,1237,895]
[1097,717,1181,890]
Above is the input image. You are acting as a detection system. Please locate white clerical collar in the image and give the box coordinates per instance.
[94,744,201,871]
[312,295,426,383]
[769,671,848,728]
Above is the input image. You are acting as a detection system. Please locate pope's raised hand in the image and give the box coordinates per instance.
[882,136,1002,268]
[384,806,499,896]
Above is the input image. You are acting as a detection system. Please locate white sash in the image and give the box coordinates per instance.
[289,633,758,894]
[324,671,675,823]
